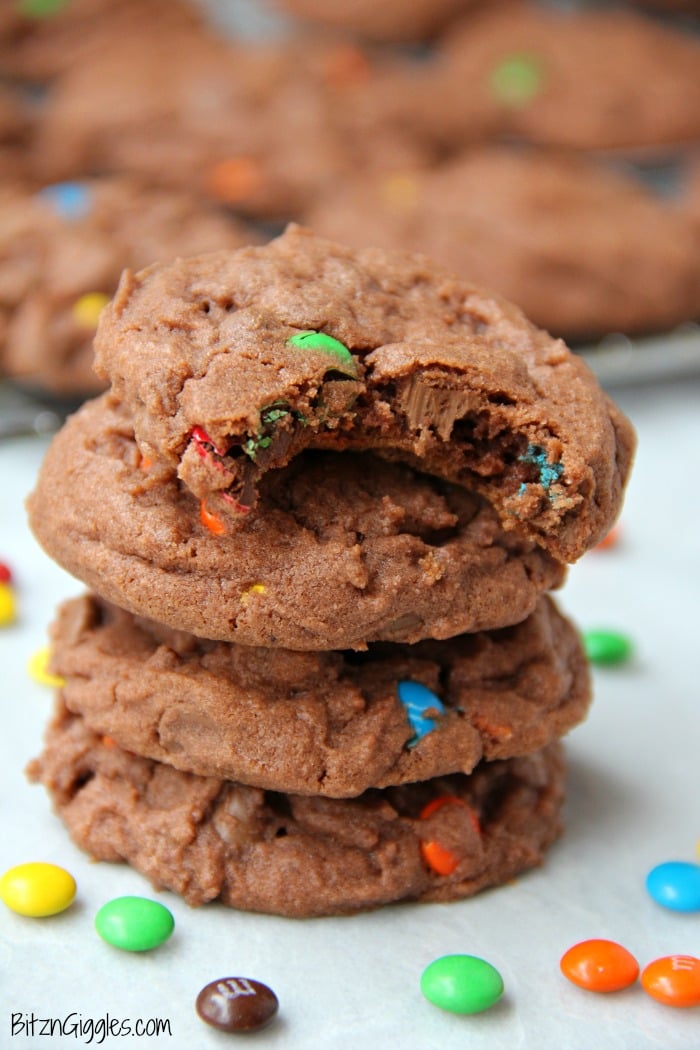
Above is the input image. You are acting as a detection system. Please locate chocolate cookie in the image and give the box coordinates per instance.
[28,702,566,916]
[32,33,428,220]
[94,225,635,562]
[424,2,700,154]
[27,395,565,649]
[1,0,205,84]
[0,177,260,396]
[273,0,490,42]
[48,592,589,796]
[308,147,700,341]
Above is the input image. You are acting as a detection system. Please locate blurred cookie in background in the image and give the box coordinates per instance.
[270,0,498,43]
[406,1,700,155]
[308,146,700,341]
[0,177,262,397]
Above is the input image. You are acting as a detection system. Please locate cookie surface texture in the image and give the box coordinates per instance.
[94,225,635,562]
[28,703,566,917]
[27,395,565,649]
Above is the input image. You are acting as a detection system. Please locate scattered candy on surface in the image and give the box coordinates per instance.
[36,181,90,220]
[0,861,76,917]
[196,977,279,1033]
[646,861,700,912]
[582,629,633,666]
[287,330,358,377]
[94,896,174,952]
[396,680,446,747]
[489,53,545,108]
[0,581,17,627]
[421,954,504,1015]
[560,939,639,993]
[0,560,13,584]
[71,292,110,329]
[27,646,65,688]
[593,525,621,551]
[641,956,700,1008]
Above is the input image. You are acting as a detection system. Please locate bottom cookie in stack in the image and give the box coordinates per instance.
[28,590,589,916]
[29,702,566,918]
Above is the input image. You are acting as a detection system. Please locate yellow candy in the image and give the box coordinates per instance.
[0,862,76,917]
[27,646,65,688]
[71,291,110,328]
[0,581,16,626]
[241,583,266,605]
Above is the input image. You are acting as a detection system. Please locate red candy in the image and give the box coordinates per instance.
[560,939,639,993]
[641,955,700,1008]
[0,561,12,584]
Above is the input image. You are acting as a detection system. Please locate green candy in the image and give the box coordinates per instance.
[18,0,69,17]
[94,896,174,952]
[420,954,504,1015]
[489,54,544,108]
[583,629,633,666]
[287,330,358,378]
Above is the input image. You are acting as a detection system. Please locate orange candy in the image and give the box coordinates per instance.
[207,157,263,204]
[199,500,226,536]
[641,955,700,1008]
[560,939,639,993]
[420,840,458,876]
[593,525,621,551]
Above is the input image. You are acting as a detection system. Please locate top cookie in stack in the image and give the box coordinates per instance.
[28,226,635,651]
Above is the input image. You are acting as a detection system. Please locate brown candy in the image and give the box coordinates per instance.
[195,977,279,1033]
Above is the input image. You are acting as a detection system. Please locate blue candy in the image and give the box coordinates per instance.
[397,680,445,747]
[518,444,564,492]
[646,861,700,912]
[36,182,90,220]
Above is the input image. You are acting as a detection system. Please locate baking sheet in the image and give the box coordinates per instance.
[1,372,698,1049]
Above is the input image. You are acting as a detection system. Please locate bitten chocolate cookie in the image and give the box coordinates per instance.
[94,225,635,562]
[308,147,700,341]
[0,177,260,396]
[424,2,700,154]
[28,702,566,917]
[28,395,565,649]
[48,592,589,796]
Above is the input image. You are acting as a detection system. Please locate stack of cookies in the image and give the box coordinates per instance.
[27,227,635,917]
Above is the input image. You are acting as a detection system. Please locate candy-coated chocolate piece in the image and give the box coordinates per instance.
[196,977,279,1033]
[583,629,633,666]
[396,680,446,747]
[199,500,226,535]
[421,954,504,1015]
[36,182,91,220]
[27,646,66,688]
[421,840,458,876]
[206,157,263,204]
[0,581,16,627]
[288,330,358,377]
[646,861,700,912]
[71,292,110,329]
[489,53,545,108]
[94,896,174,952]
[0,861,76,917]
[593,525,621,551]
[641,955,700,1008]
[0,561,13,584]
[18,0,69,16]
[560,939,639,992]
